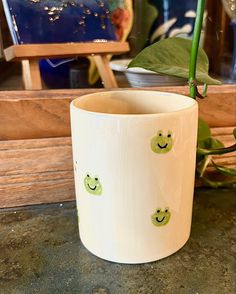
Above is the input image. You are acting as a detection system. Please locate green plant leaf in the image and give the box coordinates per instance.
[128,37,221,85]
[196,153,205,163]
[208,137,224,149]
[130,0,158,53]
[233,128,236,140]
[196,137,224,165]
[198,118,211,141]
[198,137,224,149]
[212,161,236,176]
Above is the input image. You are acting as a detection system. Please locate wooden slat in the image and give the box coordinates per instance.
[0,137,74,208]
[0,127,235,208]
[211,126,236,168]
[211,126,236,145]
[0,94,72,140]
[4,42,130,61]
[198,86,236,128]
[0,136,69,150]
[0,85,235,140]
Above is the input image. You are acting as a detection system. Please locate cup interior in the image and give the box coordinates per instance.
[72,90,197,115]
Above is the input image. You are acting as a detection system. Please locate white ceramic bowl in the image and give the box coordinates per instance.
[110,59,186,87]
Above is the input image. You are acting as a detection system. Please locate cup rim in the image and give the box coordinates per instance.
[70,90,198,118]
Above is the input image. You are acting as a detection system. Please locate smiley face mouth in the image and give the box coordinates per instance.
[156,216,165,223]
[157,143,168,149]
[87,183,97,191]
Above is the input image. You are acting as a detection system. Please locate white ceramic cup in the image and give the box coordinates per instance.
[70,90,198,264]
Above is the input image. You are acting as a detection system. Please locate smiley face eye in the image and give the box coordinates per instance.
[159,133,162,136]
[87,174,90,177]
[157,209,161,213]
[165,209,168,213]
[95,177,98,181]
[167,134,171,138]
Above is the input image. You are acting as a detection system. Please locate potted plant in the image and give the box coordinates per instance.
[70,0,236,264]
[128,0,236,188]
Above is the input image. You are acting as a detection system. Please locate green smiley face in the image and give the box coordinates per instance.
[151,208,171,227]
[84,174,102,195]
[151,130,173,154]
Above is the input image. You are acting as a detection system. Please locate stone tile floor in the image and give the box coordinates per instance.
[0,188,235,294]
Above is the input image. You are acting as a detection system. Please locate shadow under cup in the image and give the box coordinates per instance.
[70,90,198,264]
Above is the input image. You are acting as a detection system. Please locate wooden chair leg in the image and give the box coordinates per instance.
[92,55,118,88]
[22,60,42,90]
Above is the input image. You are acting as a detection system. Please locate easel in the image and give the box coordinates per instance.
[3,42,130,89]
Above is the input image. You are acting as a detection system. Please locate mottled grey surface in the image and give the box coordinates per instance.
[0,189,235,294]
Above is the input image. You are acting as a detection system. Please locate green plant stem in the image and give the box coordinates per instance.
[189,0,206,99]
[197,143,236,156]
[197,155,211,177]
[212,161,236,176]
[199,176,236,188]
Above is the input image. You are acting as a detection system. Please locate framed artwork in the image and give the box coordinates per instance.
[1,0,133,88]
[2,0,133,43]
[2,0,118,44]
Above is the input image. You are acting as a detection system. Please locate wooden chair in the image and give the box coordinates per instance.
[3,42,129,89]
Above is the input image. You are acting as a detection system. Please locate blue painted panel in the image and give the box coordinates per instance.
[2,0,117,44]
[149,0,198,42]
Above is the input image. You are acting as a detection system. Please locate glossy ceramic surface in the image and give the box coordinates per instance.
[2,0,117,44]
[149,0,198,42]
[70,90,198,263]
[110,59,186,87]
